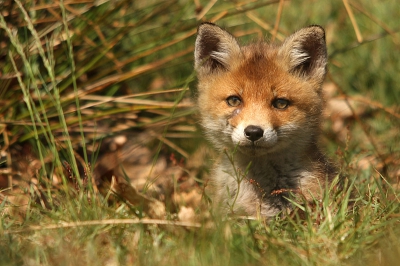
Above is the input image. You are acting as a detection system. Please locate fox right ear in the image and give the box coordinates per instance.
[194,23,241,76]
[278,25,327,83]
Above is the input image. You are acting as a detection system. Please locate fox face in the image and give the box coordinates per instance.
[195,23,327,157]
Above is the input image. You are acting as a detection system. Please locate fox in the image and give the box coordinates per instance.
[194,23,338,217]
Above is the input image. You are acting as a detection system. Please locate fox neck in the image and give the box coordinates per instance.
[224,143,317,194]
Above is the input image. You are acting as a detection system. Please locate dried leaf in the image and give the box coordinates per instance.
[110,175,165,219]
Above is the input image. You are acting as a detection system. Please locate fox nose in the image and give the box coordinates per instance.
[244,125,264,142]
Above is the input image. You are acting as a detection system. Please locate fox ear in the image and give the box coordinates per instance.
[279,26,327,82]
[195,23,241,76]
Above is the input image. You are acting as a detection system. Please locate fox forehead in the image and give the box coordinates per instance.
[237,43,281,80]
[206,43,315,103]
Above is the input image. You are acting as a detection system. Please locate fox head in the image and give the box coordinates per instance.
[195,23,327,156]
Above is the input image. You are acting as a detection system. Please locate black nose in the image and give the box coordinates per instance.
[244,125,264,142]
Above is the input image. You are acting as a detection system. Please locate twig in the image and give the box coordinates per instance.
[153,131,189,158]
[342,0,363,43]
[330,29,400,57]
[1,124,12,190]
[3,218,202,235]
[271,0,284,42]
[245,11,284,41]
[336,95,400,119]
[349,1,399,46]
[196,0,217,21]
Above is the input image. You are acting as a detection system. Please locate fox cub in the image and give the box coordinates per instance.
[194,23,337,217]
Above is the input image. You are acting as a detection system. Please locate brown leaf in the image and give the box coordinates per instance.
[110,175,165,219]
[178,206,195,222]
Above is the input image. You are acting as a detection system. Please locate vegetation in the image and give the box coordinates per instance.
[0,0,399,265]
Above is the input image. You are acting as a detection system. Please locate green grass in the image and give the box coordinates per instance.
[0,0,399,265]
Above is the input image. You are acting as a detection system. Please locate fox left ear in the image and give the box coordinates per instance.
[194,23,241,77]
[279,25,327,83]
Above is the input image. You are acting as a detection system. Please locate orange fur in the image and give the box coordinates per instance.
[195,23,337,217]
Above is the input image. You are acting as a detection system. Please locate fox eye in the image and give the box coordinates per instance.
[272,98,290,109]
[226,96,242,107]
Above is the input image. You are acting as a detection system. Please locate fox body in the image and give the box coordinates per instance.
[195,23,337,217]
